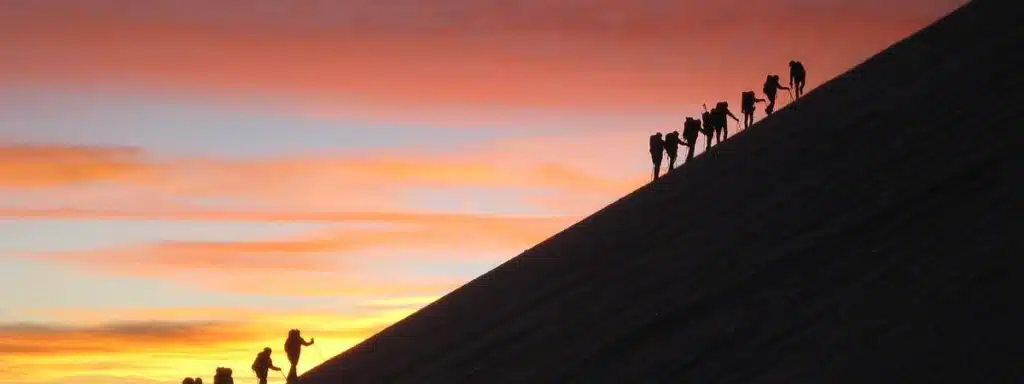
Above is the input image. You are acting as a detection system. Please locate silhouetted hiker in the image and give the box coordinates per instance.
[741,91,766,129]
[701,107,715,151]
[663,131,685,171]
[682,117,702,162]
[762,75,790,115]
[252,347,282,384]
[712,101,740,142]
[789,60,806,98]
[285,329,315,383]
[183,378,195,384]
[214,367,234,384]
[649,132,664,180]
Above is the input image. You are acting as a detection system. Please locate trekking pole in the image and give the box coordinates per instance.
[315,342,325,364]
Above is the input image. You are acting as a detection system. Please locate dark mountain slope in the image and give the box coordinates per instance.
[302,0,1023,382]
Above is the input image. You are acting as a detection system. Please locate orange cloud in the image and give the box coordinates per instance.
[0,135,645,216]
[21,213,571,298]
[0,143,155,189]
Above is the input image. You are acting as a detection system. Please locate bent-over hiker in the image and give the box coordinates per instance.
[663,131,685,172]
[763,74,790,115]
[741,91,766,129]
[712,101,739,143]
[252,347,282,384]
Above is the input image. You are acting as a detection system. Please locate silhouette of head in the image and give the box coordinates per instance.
[194,379,203,384]
[790,60,796,66]
[264,347,272,354]
[183,379,195,384]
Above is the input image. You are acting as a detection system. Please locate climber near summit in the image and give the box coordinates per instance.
[701,105,715,151]
[789,60,806,98]
[741,91,766,129]
[763,74,790,115]
[663,130,685,171]
[682,117,702,163]
[251,347,282,384]
[285,329,315,383]
[649,132,664,181]
[712,101,740,142]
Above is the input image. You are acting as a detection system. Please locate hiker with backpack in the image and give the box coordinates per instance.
[741,91,766,129]
[789,60,806,98]
[649,132,665,181]
[285,329,315,383]
[252,347,282,384]
[663,131,685,172]
[701,106,716,150]
[763,75,790,115]
[712,101,740,142]
[214,367,234,384]
[683,117,703,163]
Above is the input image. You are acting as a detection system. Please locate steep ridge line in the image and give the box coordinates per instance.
[302,0,1022,381]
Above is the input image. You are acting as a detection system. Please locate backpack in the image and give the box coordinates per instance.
[701,112,713,133]
[663,132,679,148]
[763,76,774,95]
[649,134,662,152]
[251,355,262,372]
[215,367,234,384]
[792,61,805,78]
[741,91,757,107]
[683,118,700,139]
[713,102,729,125]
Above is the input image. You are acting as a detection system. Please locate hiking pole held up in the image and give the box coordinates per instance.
[315,342,325,363]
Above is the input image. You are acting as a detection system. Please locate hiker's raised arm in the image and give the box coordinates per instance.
[303,338,314,346]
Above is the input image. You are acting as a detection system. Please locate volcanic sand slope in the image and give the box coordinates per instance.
[301,0,1023,382]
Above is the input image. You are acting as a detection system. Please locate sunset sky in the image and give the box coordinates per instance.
[0,1,966,382]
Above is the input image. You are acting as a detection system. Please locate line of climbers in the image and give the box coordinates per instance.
[181,329,315,384]
[649,60,806,180]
